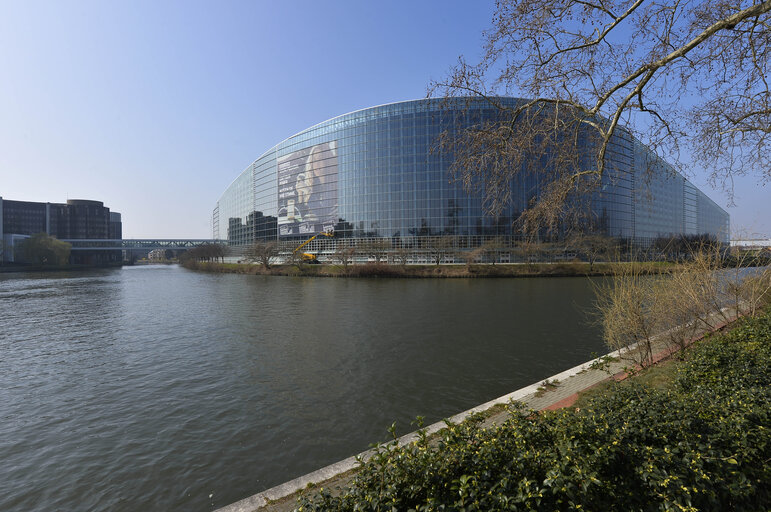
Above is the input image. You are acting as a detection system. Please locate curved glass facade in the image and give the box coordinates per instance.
[213,98,728,251]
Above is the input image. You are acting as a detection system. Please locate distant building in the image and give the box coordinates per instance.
[148,248,174,261]
[731,239,771,250]
[0,197,122,264]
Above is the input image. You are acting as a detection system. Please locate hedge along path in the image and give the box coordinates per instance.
[216,307,743,512]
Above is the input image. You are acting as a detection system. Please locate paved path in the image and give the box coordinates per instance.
[218,313,737,512]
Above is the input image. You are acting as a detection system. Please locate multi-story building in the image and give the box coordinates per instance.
[0,197,122,264]
[213,98,729,260]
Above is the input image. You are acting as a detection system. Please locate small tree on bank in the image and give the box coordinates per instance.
[597,245,771,367]
[482,237,505,265]
[463,246,485,271]
[426,236,456,266]
[393,246,411,267]
[595,261,662,368]
[333,243,357,271]
[18,233,71,266]
[357,239,390,263]
[568,232,619,271]
[246,240,278,269]
[181,243,228,263]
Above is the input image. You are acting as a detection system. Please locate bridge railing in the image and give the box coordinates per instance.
[62,239,225,250]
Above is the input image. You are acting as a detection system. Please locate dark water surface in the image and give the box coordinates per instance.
[0,265,605,511]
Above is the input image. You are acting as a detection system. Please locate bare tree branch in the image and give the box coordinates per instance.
[431,0,770,233]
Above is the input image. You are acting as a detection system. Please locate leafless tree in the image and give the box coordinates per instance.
[183,243,227,263]
[595,260,665,367]
[245,240,278,269]
[394,246,411,267]
[724,245,771,317]
[432,0,770,234]
[333,243,357,270]
[463,246,485,270]
[599,244,771,365]
[568,232,619,270]
[213,243,227,263]
[425,236,456,265]
[287,249,306,270]
[482,236,506,265]
[357,239,391,263]
[513,237,546,268]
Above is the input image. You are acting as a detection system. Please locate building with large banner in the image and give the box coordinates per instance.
[213,98,729,260]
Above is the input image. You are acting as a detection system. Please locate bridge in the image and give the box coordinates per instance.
[62,239,225,263]
[62,239,224,251]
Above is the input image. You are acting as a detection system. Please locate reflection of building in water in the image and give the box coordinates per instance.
[213,98,729,253]
[227,211,278,246]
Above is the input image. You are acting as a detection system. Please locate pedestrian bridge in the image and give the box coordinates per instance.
[62,239,223,251]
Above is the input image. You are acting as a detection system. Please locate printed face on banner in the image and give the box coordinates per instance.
[277,141,338,237]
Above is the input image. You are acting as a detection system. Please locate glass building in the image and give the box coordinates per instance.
[213,98,729,258]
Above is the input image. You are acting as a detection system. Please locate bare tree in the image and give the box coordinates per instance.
[394,246,411,267]
[568,232,619,271]
[595,261,665,367]
[482,236,505,265]
[463,246,485,271]
[736,266,771,316]
[724,245,771,317]
[599,245,771,365]
[287,249,306,270]
[212,243,227,263]
[246,240,278,269]
[432,0,770,233]
[513,237,545,269]
[357,239,391,263]
[333,243,357,270]
[187,243,228,263]
[425,236,456,265]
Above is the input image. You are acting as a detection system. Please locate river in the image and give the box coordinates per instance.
[0,265,606,511]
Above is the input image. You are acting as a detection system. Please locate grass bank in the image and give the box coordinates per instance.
[180,260,674,278]
[297,310,770,511]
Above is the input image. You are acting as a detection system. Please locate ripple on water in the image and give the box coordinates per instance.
[0,267,606,511]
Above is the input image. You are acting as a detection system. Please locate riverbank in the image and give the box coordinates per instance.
[218,307,770,511]
[181,260,674,278]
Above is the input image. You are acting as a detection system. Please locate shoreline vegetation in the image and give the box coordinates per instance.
[179,260,676,278]
[294,308,770,511]
[207,248,769,511]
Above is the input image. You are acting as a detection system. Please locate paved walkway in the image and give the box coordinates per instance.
[218,312,737,512]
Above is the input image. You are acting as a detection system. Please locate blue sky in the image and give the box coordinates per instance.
[1,1,767,238]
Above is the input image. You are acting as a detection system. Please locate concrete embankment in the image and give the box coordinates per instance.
[217,313,737,512]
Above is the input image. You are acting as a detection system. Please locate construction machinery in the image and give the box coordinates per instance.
[293,231,334,263]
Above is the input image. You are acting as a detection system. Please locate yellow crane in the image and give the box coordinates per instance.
[293,231,334,263]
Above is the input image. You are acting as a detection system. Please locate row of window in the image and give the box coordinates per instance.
[215,99,728,244]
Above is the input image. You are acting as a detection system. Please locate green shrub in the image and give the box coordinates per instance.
[299,311,771,511]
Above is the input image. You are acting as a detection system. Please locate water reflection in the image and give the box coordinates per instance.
[0,266,605,511]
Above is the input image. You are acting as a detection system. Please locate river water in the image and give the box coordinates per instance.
[0,265,606,511]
